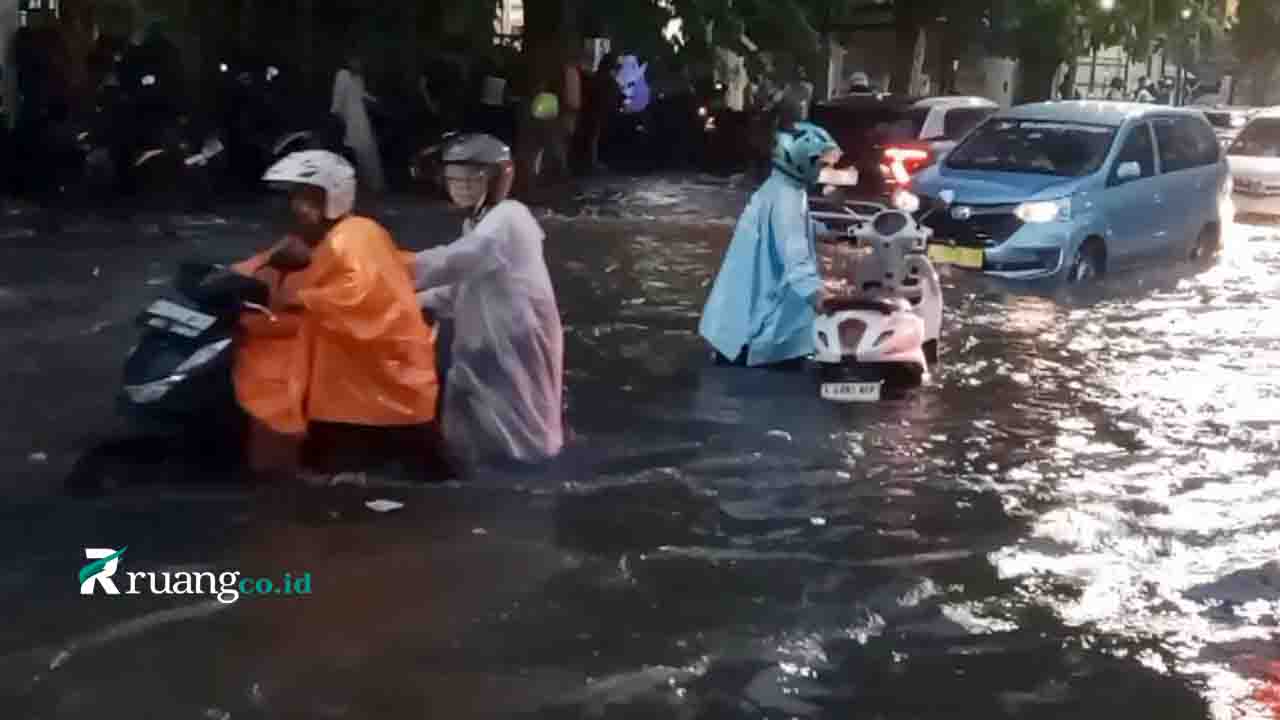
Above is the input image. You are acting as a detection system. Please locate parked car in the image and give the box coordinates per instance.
[902,101,1232,283]
[1227,109,1280,218]
[811,94,999,200]
[1194,104,1259,148]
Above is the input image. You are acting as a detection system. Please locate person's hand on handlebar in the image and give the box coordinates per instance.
[813,287,834,314]
[268,234,312,272]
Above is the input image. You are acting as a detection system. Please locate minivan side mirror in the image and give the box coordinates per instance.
[1116,161,1142,183]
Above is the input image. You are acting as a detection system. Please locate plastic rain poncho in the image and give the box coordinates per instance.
[699,171,823,366]
[411,200,564,466]
[234,217,439,436]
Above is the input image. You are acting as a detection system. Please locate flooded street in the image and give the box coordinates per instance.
[1,177,1279,718]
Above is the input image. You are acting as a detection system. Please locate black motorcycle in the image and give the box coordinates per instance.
[121,261,266,427]
[66,262,265,494]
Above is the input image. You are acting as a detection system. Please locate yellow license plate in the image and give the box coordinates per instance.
[928,244,984,269]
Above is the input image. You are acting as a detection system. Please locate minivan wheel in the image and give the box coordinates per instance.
[1068,239,1104,284]
[1190,224,1221,261]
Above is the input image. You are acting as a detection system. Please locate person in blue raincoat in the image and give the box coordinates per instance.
[699,122,842,367]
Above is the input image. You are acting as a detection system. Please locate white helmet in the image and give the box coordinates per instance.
[263,150,356,220]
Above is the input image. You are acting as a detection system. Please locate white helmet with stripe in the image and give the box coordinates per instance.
[263,150,357,220]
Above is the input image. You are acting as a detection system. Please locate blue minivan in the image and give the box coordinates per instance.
[902,101,1234,283]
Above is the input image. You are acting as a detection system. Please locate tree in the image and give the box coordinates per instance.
[1231,0,1280,104]
[982,0,1219,103]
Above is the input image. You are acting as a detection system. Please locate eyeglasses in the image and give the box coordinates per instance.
[442,167,488,185]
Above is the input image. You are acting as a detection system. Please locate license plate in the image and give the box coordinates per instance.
[928,244,984,269]
[145,300,215,332]
[820,381,883,403]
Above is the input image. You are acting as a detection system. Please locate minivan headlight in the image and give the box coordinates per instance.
[1015,196,1072,224]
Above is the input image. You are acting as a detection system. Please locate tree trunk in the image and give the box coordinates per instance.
[1018,57,1060,104]
[891,1,923,94]
[238,0,254,50]
[515,0,579,197]
[300,0,314,97]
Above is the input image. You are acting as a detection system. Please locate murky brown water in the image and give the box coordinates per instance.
[1,185,1279,718]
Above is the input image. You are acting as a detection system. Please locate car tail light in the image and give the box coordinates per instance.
[882,145,933,185]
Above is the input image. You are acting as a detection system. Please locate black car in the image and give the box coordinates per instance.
[811,94,998,200]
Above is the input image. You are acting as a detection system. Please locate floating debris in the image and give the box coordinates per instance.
[28,452,48,464]
[766,430,793,443]
[364,499,405,513]
[810,517,828,527]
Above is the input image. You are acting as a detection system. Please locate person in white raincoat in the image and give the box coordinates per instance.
[411,134,564,467]
[331,53,386,193]
[699,122,841,367]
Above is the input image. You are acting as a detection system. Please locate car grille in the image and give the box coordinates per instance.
[916,199,1023,248]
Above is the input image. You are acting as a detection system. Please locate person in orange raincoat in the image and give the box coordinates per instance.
[233,150,440,479]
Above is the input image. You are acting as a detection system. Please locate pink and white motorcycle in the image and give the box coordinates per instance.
[809,200,943,403]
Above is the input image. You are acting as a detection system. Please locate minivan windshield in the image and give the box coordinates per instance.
[945,118,1117,176]
[1228,119,1280,158]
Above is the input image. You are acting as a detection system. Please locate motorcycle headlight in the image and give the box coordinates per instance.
[892,189,921,214]
[175,339,231,374]
[1015,196,1072,224]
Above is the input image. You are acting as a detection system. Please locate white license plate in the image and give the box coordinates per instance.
[146,300,215,331]
[820,381,883,403]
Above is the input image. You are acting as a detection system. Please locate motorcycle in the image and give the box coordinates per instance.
[120,261,267,435]
[809,197,943,403]
[72,71,227,214]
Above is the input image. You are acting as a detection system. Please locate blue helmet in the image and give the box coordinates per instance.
[772,122,841,186]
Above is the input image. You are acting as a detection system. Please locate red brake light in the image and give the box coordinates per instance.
[883,145,932,185]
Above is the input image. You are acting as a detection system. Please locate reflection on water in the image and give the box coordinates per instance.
[4,190,1280,718]
[543,218,1280,718]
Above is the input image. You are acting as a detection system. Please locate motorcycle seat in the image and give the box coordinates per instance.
[824,297,904,315]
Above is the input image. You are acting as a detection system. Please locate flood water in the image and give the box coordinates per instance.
[1,178,1278,718]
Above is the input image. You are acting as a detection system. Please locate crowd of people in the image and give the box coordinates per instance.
[1064,74,1207,105]
[226,81,837,483]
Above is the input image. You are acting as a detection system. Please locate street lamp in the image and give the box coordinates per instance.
[1099,0,1115,11]
[1181,7,1192,20]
